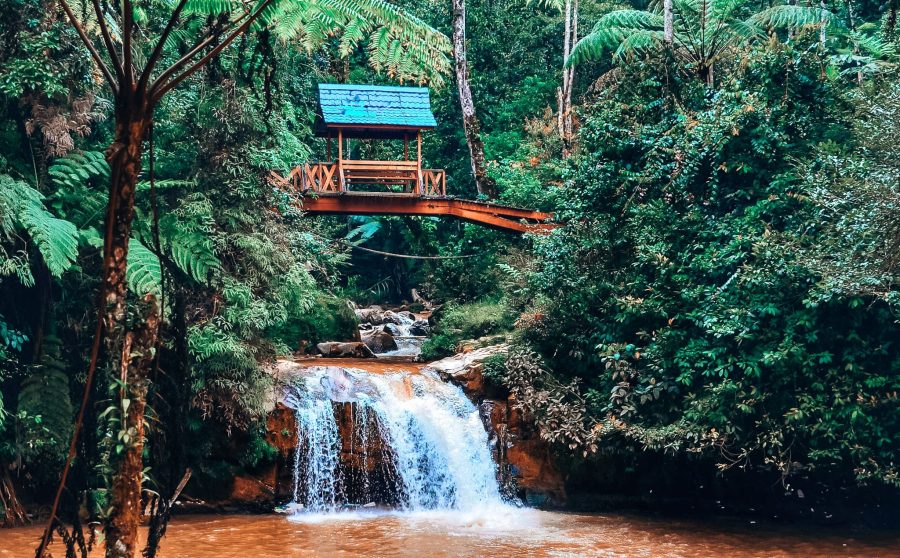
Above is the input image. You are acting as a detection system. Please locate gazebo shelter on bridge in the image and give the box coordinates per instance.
[269,83,555,233]
[302,83,446,196]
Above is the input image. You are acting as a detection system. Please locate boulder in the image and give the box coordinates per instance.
[361,327,398,353]
[229,474,276,505]
[316,341,376,358]
[266,403,299,452]
[355,307,386,325]
[424,344,508,398]
[409,319,430,336]
[381,310,401,325]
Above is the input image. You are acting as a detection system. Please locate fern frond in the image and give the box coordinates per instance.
[136,179,197,191]
[18,335,74,451]
[48,150,109,189]
[345,218,382,244]
[751,6,835,31]
[183,0,241,15]
[614,29,665,59]
[127,238,162,297]
[19,205,79,277]
[269,0,452,85]
[167,230,220,283]
[569,10,663,65]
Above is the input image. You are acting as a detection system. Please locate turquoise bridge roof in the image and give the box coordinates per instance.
[315,84,437,137]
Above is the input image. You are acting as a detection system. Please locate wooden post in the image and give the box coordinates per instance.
[404,134,409,160]
[416,131,422,195]
[337,128,344,192]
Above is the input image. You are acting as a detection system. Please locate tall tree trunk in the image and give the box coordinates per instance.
[100,97,157,558]
[452,0,498,199]
[888,0,897,38]
[104,295,159,558]
[663,0,674,44]
[558,0,577,158]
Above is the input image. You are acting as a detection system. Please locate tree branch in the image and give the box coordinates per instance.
[151,0,275,102]
[148,14,249,100]
[58,0,119,94]
[123,0,134,89]
[90,0,125,82]
[137,0,190,93]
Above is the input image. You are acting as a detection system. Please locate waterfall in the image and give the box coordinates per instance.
[379,312,424,357]
[282,365,504,514]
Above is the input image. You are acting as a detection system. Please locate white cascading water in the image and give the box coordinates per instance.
[380,312,424,357]
[282,365,504,515]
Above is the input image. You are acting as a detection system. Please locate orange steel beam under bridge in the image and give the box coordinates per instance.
[296,193,557,233]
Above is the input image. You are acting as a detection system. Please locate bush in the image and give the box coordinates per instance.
[481,353,508,389]
[269,295,358,350]
[420,300,515,360]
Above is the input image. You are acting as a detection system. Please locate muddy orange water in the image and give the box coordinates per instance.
[2,509,898,558]
[286,356,426,375]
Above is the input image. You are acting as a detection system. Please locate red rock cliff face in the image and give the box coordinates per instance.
[264,401,399,506]
[267,403,299,502]
[425,347,567,506]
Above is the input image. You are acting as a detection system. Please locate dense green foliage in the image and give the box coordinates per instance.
[0,0,897,523]
[420,299,516,360]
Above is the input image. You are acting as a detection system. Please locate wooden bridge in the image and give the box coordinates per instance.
[270,84,555,233]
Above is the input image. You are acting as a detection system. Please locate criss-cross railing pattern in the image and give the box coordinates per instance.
[270,161,446,196]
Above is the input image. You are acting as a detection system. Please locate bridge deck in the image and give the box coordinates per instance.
[269,165,557,233]
[299,193,555,233]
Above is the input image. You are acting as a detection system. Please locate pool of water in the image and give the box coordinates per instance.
[2,509,898,558]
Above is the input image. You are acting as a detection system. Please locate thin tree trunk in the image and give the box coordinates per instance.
[1,470,29,527]
[888,0,897,38]
[664,0,674,44]
[452,0,498,198]
[558,0,577,158]
[847,0,863,85]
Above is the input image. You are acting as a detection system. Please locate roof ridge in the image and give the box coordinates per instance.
[318,83,430,91]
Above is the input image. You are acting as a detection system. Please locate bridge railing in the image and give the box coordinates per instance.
[271,162,446,197]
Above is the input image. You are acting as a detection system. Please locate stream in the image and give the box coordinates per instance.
[1,511,898,557]
[2,307,898,557]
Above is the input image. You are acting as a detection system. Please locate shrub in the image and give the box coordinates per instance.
[420,300,515,360]
[269,295,358,350]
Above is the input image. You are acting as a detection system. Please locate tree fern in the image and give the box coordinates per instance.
[17,335,74,453]
[568,0,837,83]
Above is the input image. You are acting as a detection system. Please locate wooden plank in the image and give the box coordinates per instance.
[416,131,422,195]
[341,161,418,168]
[337,129,344,192]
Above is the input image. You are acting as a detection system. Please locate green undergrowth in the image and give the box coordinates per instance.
[420,299,516,361]
[269,295,359,351]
